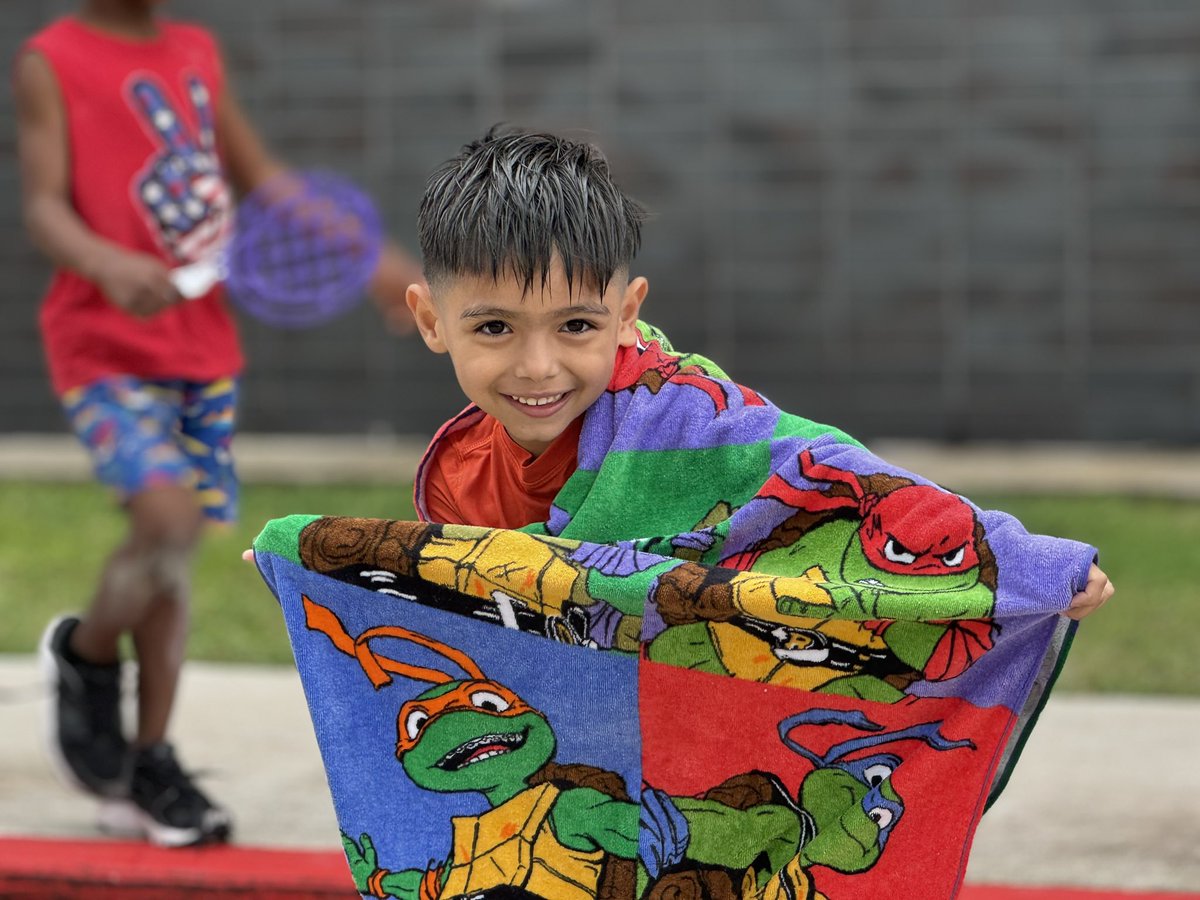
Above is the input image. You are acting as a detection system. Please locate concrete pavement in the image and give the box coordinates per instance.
[1,432,1199,496]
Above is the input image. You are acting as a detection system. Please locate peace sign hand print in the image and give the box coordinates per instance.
[128,74,233,264]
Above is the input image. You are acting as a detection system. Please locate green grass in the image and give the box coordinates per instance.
[1,483,1195,694]
[0,481,414,665]
[968,493,1200,696]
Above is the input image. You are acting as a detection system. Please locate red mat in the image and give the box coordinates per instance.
[961,889,1200,900]
[0,836,355,899]
[1,836,1196,900]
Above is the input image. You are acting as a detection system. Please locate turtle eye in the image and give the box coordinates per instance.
[863,763,894,787]
[867,806,894,830]
[883,538,916,564]
[940,545,967,567]
[470,690,511,713]
[404,709,429,740]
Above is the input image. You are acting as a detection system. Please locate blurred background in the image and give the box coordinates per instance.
[3,0,1198,446]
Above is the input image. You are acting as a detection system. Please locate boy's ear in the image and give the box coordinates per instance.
[406,282,448,354]
[617,276,649,347]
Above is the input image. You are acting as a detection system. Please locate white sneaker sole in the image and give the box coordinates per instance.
[98,797,232,848]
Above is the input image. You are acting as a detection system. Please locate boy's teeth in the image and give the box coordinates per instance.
[513,393,563,407]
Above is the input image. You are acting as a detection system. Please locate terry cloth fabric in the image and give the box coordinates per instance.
[253,323,1095,900]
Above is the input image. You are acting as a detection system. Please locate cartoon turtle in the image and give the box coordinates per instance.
[644,449,999,701]
[303,595,641,899]
[743,450,997,620]
[642,708,975,900]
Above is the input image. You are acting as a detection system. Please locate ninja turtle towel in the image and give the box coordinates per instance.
[252,324,1095,900]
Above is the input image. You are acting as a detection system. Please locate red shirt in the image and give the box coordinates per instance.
[23,17,243,394]
[417,410,584,529]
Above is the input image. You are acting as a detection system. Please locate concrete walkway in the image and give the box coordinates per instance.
[1,432,1199,497]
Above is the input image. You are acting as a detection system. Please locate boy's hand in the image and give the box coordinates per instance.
[368,242,422,335]
[94,250,180,318]
[1064,562,1115,620]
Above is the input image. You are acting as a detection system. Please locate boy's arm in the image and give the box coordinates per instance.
[215,69,421,334]
[366,240,423,334]
[14,51,179,318]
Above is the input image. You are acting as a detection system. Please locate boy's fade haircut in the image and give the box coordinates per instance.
[418,125,647,297]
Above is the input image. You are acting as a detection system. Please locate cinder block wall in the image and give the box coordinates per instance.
[3,1,1197,443]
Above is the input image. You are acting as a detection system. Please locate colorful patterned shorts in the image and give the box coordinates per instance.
[61,376,239,523]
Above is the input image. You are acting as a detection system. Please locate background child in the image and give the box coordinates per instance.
[14,0,420,847]
[404,126,1115,621]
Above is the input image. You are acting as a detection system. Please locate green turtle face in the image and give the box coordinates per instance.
[841,533,981,596]
[837,533,994,620]
[401,702,555,795]
[798,765,900,873]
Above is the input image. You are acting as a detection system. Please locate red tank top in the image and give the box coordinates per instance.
[23,17,243,394]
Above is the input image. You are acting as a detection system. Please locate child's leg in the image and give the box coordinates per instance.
[44,376,236,845]
[42,379,201,797]
[60,376,206,673]
[83,484,203,744]
[111,377,238,846]
[124,377,237,745]
[69,484,200,649]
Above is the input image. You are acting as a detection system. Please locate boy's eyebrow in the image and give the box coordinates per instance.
[459,303,611,319]
[459,306,511,319]
[554,302,611,317]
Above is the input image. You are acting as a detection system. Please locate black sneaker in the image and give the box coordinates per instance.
[100,742,232,847]
[38,614,129,797]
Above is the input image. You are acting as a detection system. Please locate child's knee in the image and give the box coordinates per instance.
[128,486,206,548]
[148,546,192,601]
[110,542,193,602]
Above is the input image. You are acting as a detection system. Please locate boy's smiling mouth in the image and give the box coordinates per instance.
[503,391,572,416]
[510,392,565,407]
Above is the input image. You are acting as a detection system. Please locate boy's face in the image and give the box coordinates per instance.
[407,261,647,456]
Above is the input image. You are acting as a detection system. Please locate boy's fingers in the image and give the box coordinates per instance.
[1063,564,1114,620]
[242,549,255,562]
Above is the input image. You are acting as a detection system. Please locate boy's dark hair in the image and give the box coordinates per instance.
[418,125,647,296]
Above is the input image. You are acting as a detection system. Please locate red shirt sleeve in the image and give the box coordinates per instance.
[420,443,467,525]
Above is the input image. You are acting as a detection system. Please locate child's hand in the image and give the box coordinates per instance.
[1064,562,1115,620]
[367,242,422,335]
[94,249,180,318]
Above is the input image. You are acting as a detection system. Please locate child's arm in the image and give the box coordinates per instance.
[214,65,422,334]
[365,240,423,334]
[212,74,286,198]
[14,51,179,318]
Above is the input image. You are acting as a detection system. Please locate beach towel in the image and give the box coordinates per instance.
[252,323,1095,900]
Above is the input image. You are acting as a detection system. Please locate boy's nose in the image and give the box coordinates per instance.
[514,336,561,381]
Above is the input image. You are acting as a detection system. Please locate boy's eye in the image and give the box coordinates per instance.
[476,320,510,336]
[562,319,595,334]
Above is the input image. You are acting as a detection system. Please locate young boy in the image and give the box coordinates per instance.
[404,126,1114,621]
[14,0,420,847]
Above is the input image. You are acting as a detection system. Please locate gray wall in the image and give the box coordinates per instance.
[4,1,1198,443]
